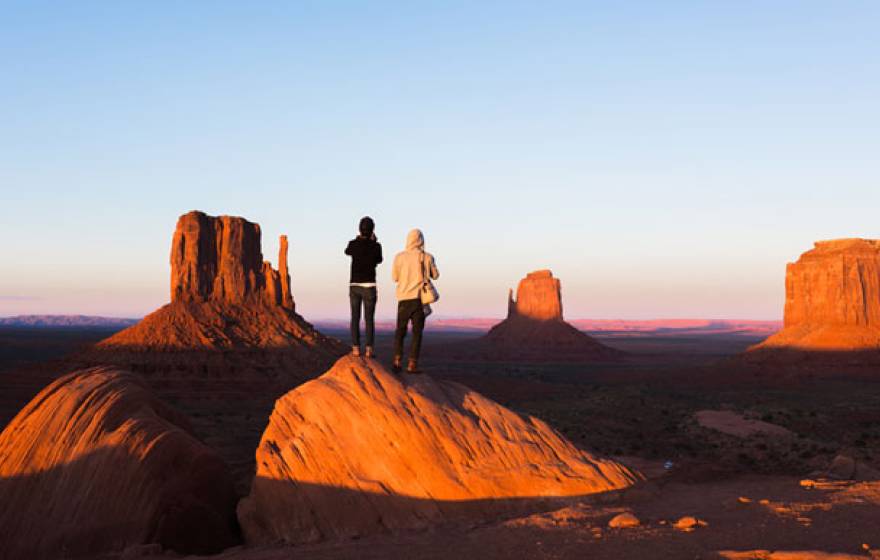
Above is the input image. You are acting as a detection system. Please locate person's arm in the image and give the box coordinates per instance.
[344,240,353,256]
[429,255,439,280]
[375,243,383,266]
[392,254,400,283]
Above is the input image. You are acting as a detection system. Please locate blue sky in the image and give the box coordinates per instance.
[2,1,878,320]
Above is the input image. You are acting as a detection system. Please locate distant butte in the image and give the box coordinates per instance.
[746,238,880,363]
[448,269,622,361]
[75,210,345,489]
[509,269,564,321]
[89,210,343,370]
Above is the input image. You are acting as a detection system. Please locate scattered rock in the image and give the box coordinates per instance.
[608,512,641,528]
[673,516,707,531]
[719,551,871,560]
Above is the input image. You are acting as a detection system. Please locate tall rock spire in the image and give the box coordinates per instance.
[279,235,294,310]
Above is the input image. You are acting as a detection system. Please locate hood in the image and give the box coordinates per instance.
[406,229,424,251]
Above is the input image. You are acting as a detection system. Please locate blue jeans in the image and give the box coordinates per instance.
[350,286,377,347]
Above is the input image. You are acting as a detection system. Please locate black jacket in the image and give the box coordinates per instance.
[345,237,383,283]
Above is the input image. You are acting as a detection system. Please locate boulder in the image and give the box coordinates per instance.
[0,367,238,560]
[608,512,641,528]
[238,356,639,544]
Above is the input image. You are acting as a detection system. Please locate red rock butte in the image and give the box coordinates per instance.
[455,270,621,361]
[747,238,880,360]
[237,356,639,544]
[0,367,238,559]
[75,210,345,489]
[88,210,343,366]
[170,211,294,309]
[509,269,563,321]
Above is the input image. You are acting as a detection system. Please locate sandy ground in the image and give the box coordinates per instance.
[130,471,879,560]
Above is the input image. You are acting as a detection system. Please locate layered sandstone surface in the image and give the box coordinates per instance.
[237,356,638,544]
[451,270,620,360]
[748,239,880,360]
[0,367,238,559]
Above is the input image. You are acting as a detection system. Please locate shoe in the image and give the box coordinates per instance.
[351,346,361,357]
[392,355,402,373]
[365,346,375,358]
[406,360,421,374]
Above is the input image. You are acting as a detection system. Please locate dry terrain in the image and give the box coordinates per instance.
[3,326,880,558]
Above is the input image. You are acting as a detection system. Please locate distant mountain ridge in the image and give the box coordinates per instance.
[314,318,782,336]
[0,315,139,328]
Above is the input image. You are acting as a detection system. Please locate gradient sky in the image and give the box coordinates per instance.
[2,1,879,320]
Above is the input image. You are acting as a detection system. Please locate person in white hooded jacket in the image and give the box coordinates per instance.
[391,228,439,373]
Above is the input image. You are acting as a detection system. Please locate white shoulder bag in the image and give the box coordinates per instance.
[420,252,439,305]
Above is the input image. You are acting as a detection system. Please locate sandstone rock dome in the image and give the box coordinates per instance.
[747,239,880,361]
[0,367,238,559]
[453,270,621,361]
[237,356,638,544]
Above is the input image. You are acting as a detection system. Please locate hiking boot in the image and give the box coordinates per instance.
[392,355,402,373]
[365,346,375,358]
[351,346,361,357]
[406,360,421,374]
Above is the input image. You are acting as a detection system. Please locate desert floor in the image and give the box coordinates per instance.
[2,326,879,559]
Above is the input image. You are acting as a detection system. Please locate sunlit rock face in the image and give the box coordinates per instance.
[511,269,563,321]
[748,239,880,356]
[0,367,239,559]
[237,356,639,545]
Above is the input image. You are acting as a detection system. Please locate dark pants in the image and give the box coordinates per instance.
[350,286,377,347]
[393,298,425,362]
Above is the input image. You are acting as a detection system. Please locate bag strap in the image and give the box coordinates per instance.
[419,251,427,287]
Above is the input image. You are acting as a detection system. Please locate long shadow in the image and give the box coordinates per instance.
[0,446,240,560]
[239,476,633,546]
[741,347,880,369]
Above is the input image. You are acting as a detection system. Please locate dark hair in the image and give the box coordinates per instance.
[358,216,375,237]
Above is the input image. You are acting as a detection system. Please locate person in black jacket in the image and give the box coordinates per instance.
[344,216,383,357]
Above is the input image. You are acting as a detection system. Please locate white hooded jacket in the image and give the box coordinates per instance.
[392,229,439,301]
